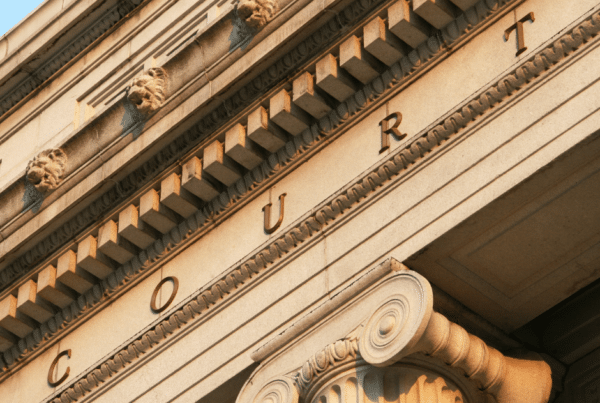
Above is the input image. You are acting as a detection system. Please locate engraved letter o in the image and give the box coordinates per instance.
[150,276,179,314]
[48,349,71,387]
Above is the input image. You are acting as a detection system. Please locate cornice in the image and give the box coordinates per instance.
[0,0,144,120]
[0,0,520,298]
[0,0,397,294]
[0,0,402,373]
[14,5,597,399]
[0,0,223,231]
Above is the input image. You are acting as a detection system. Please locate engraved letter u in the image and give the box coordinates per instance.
[263,193,286,234]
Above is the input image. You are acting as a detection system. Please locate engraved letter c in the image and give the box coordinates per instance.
[48,349,71,387]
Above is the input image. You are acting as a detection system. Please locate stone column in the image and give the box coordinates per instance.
[240,269,552,403]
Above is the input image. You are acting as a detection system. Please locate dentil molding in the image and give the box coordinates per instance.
[0,0,395,292]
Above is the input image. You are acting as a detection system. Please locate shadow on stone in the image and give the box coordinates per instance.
[229,11,255,52]
[121,96,146,139]
[22,178,44,214]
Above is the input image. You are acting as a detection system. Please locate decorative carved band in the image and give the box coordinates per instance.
[293,333,360,397]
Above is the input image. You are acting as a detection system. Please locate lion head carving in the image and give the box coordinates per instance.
[128,68,167,115]
[26,149,67,193]
[237,0,278,30]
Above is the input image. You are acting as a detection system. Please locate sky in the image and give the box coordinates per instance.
[1,0,46,37]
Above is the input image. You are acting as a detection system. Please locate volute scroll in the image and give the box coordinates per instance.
[360,306,552,402]
[252,377,299,403]
[358,278,552,403]
[358,271,434,367]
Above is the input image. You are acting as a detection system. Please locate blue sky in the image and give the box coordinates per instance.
[1,0,45,37]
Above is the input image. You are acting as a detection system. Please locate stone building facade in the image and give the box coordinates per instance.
[0,0,599,401]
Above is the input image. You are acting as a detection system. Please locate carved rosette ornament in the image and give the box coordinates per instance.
[128,68,167,115]
[26,148,67,192]
[237,0,278,30]
[239,270,553,403]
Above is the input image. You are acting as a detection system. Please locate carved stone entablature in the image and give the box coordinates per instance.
[240,269,553,403]
[237,0,278,30]
[25,149,67,193]
[128,68,167,115]
[0,0,528,295]
[4,0,598,379]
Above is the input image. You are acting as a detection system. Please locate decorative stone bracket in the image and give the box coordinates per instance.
[237,0,278,30]
[127,68,167,115]
[26,148,67,193]
[240,269,552,403]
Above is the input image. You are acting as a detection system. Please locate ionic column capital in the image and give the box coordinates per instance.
[239,268,552,403]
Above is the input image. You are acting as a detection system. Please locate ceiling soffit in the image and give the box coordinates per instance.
[407,126,600,330]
